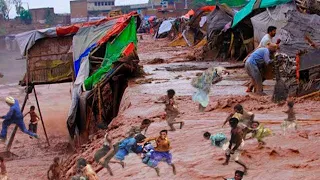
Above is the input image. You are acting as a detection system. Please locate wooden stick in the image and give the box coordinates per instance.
[298,90,320,100]
[34,87,50,146]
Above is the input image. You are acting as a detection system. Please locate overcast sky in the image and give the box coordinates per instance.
[9,0,71,18]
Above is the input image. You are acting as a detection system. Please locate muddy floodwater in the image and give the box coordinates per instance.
[0,35,320,180]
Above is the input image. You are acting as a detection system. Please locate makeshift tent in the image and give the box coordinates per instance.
[155,19,179,39]
[67,12,141,142]
[232,0,292,27]
[205,4,254,61]
[250,3,320,56]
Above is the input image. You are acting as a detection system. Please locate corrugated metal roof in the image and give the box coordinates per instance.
[115,0,149,6]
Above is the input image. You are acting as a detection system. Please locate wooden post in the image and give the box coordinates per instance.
[34,87,50,146]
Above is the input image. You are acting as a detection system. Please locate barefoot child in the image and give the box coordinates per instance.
[248,121,272,147]
[157,89,184,131]
[224,118,248,174]
[47,157,61,180]
[223,104,254,138]
[24,106,40,134]
[281,101,297,134]
[72,158,98,180]
[142,130,176,176]
[203,132,229,150]
[97,133,146,172]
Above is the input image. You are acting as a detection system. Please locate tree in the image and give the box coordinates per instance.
[12,0,23,15]
[20,9,32,24]
[0,0,12,20]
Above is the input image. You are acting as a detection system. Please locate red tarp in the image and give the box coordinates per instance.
[56,12,138,37]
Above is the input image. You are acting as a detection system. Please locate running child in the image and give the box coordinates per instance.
[281,101,297,134]
[24,106,40,134]
[142,130,176,176]
[248,121,272,147]
[157,89,184,131]
[224,118,248,173]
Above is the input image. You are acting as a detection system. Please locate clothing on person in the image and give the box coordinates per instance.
[245,60,263,93]
[114,137,137,161]
[150,151,173,166]
[259,34,272,48]
[82,164,99,180]
[284,108,296,121]
[246,48,272,67]
[233,111,253,128]
[281,120,297,131]
[1,99,23,122]
[146,136,171,152]
[251,124,272,142]
[192,67,221,107]
[1,99,37,139]
[29,123,38,134]
[209,133,228,148]
[160,95,179,130]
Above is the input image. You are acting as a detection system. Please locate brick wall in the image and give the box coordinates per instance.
[30,8,55,24]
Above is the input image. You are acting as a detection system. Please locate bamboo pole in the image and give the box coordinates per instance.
[34,87,50,146]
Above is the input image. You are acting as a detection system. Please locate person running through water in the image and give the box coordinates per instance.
[0,96,38,141]
[142,130,176,176]
[97,133,146,172]
[281,101,297,135]
[223,104,254,138]
[157,89,184,131]
[247,121,272,148]
[203,131,229,150]
[224,118,248,174]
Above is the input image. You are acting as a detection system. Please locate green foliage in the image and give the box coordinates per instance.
[20,9,32,24]
[13,0,23,14]
[45,9,54,25]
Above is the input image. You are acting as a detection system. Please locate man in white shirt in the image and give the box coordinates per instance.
[259,26,280,48]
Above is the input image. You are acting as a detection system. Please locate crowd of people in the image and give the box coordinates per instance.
[0,26,302,180]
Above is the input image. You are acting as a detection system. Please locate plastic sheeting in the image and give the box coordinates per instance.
[157,19,175,36]
[207,5,235,37]
[232,0,292,28]
[15,28,57,56]
[251,5,320,56]
[250,3,295,47]
[83,17,138,90]
[280,11,320,56]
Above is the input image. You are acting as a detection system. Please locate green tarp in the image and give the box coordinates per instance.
[83,17,138,90]
[205,0,248,7]
[232,0,292,27]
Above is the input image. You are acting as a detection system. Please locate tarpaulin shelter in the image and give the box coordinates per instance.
[170,6,216,47]
[250,3,320,56]
[15,16,122,85]
[205,4,254,61]
[155,19,177,38]
[232,0,292,28]
[67,12,141,143]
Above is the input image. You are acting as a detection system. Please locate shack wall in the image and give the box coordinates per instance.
[27,36,73,84]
